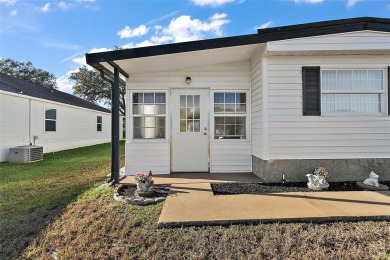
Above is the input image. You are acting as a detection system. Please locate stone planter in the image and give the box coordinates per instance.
[306,174,329,190]
[136,179,152,191]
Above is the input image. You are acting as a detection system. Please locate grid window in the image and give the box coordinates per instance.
[213,92,247,139]
[45,108,56,132]
[321,70,384,114]
[97,116,102,132]
[132,92,166,139]
[180,95,200,132]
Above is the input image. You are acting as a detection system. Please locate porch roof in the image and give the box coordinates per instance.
[86,17,390,77]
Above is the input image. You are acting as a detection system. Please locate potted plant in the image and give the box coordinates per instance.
[134,171,153,191]
[306,167,329,190]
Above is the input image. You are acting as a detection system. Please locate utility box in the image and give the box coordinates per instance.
[9,146,43,163]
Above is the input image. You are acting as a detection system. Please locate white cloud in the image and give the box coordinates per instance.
[153,13,230,43]
[10,9,17,16]
[37,3,50,13]
[119,13,230,50]
[117,24,150,39]
[0,0,16,6]
[346,0,360,8]
[191,0,235,7]
[56,68,78,93]
[294,0,324,3]
[58,1,71,10]
[88,47,111,53]
[76,0,95,2]
[135,40,156,48]
[256,21,273,30]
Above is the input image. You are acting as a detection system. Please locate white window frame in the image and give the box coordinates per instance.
[97,116,102,132]
[44,107,57,132]
[320,68,387,116]
[130,90,168,142]
[211,90,250,142]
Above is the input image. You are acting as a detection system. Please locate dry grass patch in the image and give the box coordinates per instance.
[0,141,125,259]
[23,185,390,259]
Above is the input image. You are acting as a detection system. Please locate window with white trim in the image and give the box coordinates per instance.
[321,69,385,114]
[132,92,166,139]
[213,92,246,139]
[97,116,102,131]
[45,108,56,132]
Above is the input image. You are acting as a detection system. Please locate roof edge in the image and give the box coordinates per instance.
[86,17,390,66]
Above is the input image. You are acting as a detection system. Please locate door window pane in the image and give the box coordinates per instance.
[180,95,200,133]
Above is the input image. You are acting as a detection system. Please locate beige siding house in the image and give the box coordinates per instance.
[86,17,390,182]
[0,73,114,162]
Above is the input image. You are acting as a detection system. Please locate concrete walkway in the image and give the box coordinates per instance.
[121,173,390,227]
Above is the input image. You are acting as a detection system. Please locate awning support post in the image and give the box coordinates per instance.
[112,66,120,185]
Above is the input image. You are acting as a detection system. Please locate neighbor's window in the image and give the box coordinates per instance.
[321,70,384,114]
[45,108,56,132]
[97,116,102,131]
[213,92,246,139]
[132,92,166,139]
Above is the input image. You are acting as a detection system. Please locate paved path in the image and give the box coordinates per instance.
[122,173,390,227]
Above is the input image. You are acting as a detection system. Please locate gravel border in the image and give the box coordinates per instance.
[211,182,390,195]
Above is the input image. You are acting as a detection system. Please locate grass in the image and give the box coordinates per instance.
[0,141,125,260]
[22,184,390,260]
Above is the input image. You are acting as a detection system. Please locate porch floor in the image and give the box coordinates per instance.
[121,173,390,228]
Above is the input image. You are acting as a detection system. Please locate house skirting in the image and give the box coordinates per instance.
[252,156,390,183]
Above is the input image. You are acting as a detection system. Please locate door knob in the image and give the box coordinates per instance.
[204,132,207,135]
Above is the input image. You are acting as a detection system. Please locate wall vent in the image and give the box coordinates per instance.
[9,146,43,163]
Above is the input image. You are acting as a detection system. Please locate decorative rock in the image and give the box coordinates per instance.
[363,171,380,187]
[137,190,155,197]
[154,197,166,202]
[306,174,329,190]
[144,198,154,204]
[356,181,389,191]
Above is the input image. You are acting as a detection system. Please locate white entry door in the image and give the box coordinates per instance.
[171,89,209,172]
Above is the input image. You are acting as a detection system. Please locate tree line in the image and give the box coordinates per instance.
[0,58,126,115]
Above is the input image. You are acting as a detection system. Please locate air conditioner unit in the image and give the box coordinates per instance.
[9,145,43,163]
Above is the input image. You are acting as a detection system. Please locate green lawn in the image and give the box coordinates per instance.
[0,141,125,260]
[22,184,390,259]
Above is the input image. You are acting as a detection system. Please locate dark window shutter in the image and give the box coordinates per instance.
[302,66,321,116]
[388,67,390,115]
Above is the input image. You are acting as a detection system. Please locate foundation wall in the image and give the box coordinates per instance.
[252,155,390,183]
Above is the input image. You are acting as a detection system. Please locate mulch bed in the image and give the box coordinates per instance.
[118,185,171,198]
[211,182,390,195]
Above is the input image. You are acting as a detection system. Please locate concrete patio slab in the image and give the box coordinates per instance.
[121,173,390,227]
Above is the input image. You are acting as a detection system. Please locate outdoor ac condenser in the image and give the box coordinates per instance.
[9,145,43,163]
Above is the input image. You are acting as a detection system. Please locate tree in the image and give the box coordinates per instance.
[0,58,57,88]
[69,66,126,115]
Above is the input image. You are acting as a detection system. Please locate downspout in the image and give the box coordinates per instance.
[29,99,32,145]
[99,70,119,185]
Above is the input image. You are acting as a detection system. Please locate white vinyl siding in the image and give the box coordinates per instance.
[250,45,266,159]
[266,55,390,160]
[267,31,390,53]
[0,92,111,161]
[126,61,252,174]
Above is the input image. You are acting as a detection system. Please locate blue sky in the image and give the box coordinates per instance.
[0,0,389,93]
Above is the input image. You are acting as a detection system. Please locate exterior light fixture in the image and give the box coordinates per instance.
[186,76,191,85]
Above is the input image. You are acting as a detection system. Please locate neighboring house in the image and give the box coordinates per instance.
[0,73,118,162]
[86,17,390,182]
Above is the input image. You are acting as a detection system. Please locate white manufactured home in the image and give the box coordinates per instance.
[0,73,116,162]
[87,17,390,182]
